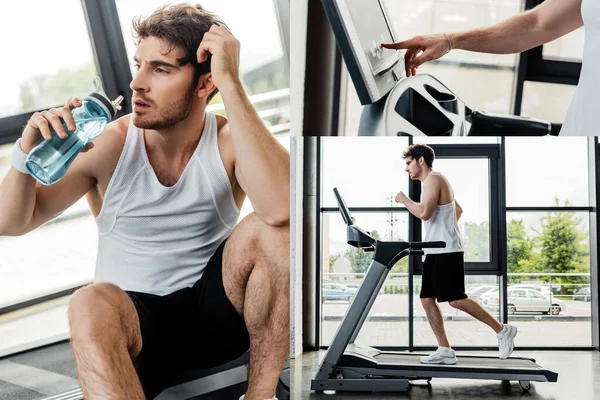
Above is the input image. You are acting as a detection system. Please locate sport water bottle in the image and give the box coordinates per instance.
[25,77,124,185]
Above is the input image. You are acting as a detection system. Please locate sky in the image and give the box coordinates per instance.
[0,0,283,117]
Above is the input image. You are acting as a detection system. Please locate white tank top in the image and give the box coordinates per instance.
[94,113,240,295]
[560,0,599,136]
[422,199,464,255]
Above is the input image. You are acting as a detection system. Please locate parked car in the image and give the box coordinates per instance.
[465,285,498,304]
[481,288,566,315]
[346,283,386,295]
[508,284,552,296]
[573,286,591,302]
[322,283,357,302]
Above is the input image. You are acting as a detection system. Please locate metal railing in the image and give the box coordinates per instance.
[323,272,591,298]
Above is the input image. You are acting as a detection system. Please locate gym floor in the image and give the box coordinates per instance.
[0,341,288,400]
[291,350,600,400]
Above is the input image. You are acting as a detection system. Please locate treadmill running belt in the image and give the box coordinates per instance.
[376,354,542,369]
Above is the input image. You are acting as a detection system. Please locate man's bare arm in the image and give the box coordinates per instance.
[198,25,289,227]
[451,0,583,54]
[401,177,440,221]
[0,161,95,236]
[0,116,123,236]
[382,0,583,74]
[221,83,290,227]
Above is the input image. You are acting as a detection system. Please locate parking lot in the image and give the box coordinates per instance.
[322,293,591,319]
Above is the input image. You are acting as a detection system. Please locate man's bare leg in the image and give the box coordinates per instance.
[449,298,504,333]
[68,283,144,400]
[421,298,451,347]
[223,213,290,400]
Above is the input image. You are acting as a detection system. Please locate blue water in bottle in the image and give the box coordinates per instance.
[25,77,124,185]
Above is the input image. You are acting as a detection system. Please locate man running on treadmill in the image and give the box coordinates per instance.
[0,4,289,400]
[395,144,516,364]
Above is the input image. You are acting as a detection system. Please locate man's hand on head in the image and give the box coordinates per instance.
[395,191,409,204]
[197,24,241,90]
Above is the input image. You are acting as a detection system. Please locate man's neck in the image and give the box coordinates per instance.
[144,106,207,160]
[419,168,433,183]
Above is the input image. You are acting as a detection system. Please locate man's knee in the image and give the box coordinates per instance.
[68,283,137,345]
[421,297,436,308]
[238,213,289,266]
[449,298,466,309]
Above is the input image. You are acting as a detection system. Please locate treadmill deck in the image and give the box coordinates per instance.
[339,352,558,382]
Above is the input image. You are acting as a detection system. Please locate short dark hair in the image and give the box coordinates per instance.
[402,144,435,168]
[132,3,225,102]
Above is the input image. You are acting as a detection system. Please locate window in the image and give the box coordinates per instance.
[322,137,410,207]
[505,137,589,207]
[542,27,585,62]
[0,0,98,119]
[520,18,584,121]
[431,158,491,262]
[318,137,594,349]
[415,275,500,347]
[506,206,591,346]
[530,290,545,299]
[413,137,500,145]
[505,136,591,347]
[321,211,410,347]
[520,81,577,124]
[0,0,99,355]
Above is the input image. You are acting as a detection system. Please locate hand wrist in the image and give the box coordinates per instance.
[217,76,243,94]
[448,33,460,51]
[11,139,31,175]
[443,33,453,54]
[19,140,34,154]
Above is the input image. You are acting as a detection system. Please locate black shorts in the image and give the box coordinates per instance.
[420,251,468,303]
[126,239,250,399]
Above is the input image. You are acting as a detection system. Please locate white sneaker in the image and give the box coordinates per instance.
[420,347,457,365]
[239,396,278,400]
[498,324,518,359]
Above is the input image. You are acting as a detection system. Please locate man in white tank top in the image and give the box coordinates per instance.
[382,0,596,136]
[395,144,517,364]
[0,4,289,400]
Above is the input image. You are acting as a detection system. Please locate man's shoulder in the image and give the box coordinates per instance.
[426,173,445,185]
[214,113,230,134]
[109,114,131,135]
[96,115,130,147]
[214,113,233,146]
[83,114,130,177]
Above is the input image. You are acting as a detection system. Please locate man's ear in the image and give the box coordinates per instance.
[196,73,216,100]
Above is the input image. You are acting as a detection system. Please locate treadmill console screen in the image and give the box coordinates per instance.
[346,0,396,76]
[333,188,354,226]
[322,0,405,105]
